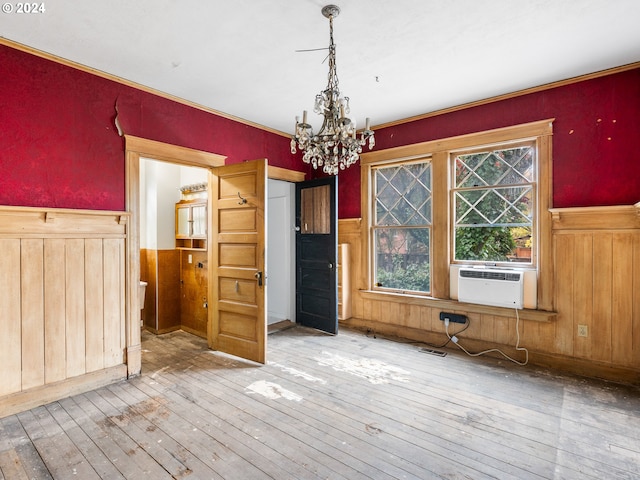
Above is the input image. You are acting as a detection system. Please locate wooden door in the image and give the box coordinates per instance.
[295,176,338,334]
[209,159,267,363]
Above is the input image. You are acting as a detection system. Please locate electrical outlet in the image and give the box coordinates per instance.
[577,325,588,337]
[439,312,467,324]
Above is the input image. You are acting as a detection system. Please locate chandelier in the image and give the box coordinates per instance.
[291,4,375,175]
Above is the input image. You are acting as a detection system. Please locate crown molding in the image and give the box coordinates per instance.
[375,62,640,130]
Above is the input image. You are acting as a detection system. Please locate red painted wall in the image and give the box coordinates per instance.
[336,67,640,218]
[2,44,638,217]
[0,44,304,211]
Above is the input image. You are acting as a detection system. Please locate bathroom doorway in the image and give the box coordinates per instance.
[139,158,210,337]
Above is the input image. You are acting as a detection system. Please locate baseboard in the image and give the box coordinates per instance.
[0,365,128,419]
[340,317,640,385]
[522,352,640,385]
[181,325,207,339]
[268,320,296,334]
[143,325,181,335]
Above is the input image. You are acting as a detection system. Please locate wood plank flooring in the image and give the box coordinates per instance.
[1,326,639,479]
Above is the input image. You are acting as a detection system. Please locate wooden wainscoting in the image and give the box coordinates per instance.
[550,204,640,370]
[141,249,208,338]
[180,249,208,338]
[339,205,640,383]
[0,206,129,418]
[140,249,181,334]
[157,249,181,333]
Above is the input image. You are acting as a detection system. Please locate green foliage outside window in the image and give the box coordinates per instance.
[376,255,430,292]
[375,227,430,293]
[374,162,432,293]
[454,226,516,262]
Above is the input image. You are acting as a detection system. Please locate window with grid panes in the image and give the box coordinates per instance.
[452,142,535,265]
[372,160,432,293]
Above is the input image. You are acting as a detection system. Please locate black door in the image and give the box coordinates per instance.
[295,176,338,334]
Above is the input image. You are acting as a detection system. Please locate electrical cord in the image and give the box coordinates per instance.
[423,320,470,349]
[445,308,529,366]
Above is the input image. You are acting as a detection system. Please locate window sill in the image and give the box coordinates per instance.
[359,290,556,322]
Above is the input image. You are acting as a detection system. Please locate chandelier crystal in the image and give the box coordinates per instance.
[291,4,374,175]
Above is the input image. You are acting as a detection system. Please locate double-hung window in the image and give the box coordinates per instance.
[372,160,432,294]
[452,142,536,265]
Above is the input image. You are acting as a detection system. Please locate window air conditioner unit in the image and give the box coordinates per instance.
[458,267,524,309]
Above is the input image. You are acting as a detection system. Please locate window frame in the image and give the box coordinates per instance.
[360,119,554,311]
[450,139,537,268]
[371,158,433,295]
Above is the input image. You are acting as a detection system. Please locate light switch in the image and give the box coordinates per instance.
[188,254,192,264]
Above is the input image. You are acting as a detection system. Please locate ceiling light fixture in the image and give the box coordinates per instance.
[291,4,375,175]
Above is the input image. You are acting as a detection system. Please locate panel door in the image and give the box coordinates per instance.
[295,176,338,334]
[209,159,267,363]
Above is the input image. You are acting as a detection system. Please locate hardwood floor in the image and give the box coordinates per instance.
[1,326,639,479]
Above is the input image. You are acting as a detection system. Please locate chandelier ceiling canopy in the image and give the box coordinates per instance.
[291,4,375,175]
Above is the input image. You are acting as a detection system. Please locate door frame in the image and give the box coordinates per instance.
[124,137,304,373]
[267,178,296,326]
[124,135,227,376]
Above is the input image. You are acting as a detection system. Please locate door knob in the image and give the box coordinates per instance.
[254,271,263,287]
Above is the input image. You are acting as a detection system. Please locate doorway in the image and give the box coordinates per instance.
[125,135,306,370]
[139,158,209,337]
[267,179,296,327]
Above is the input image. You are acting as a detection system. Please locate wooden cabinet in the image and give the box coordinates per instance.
[338,243,351,320]
[180,250,208,338]
[175,200,207,250]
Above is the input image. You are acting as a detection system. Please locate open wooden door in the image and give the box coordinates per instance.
[209,159,267,364]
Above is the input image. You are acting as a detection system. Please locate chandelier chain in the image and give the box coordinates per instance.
[327,15,337,92]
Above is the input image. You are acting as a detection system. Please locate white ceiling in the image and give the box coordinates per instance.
[2,0,639,135]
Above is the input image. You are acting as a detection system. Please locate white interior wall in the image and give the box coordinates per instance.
[142,159,158,249]
[180,165,208,186]
[140,158,181,251]
[139,159,147,249]
[140,160,204,251]
[156,162,181,250]
[267,179,296,325]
